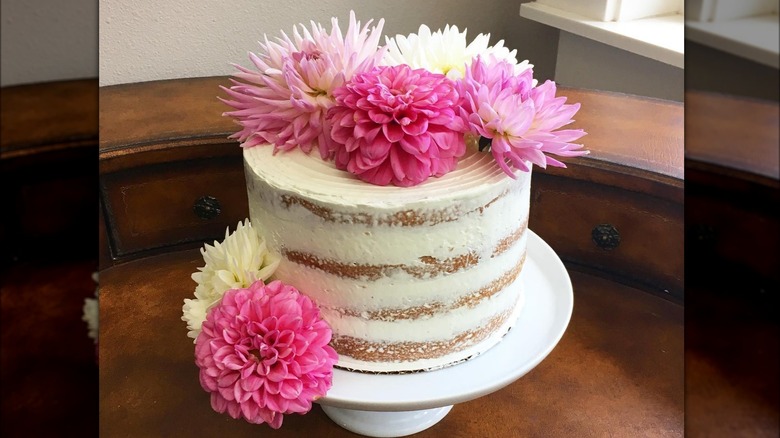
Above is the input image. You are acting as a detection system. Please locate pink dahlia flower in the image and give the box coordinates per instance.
[328,64,467,187]
[195,280,338,429]
[220,11,385,159]
[458,57,587,176]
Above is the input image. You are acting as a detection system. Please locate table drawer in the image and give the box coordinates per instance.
[530,171,683,300]
[100,156,247,262]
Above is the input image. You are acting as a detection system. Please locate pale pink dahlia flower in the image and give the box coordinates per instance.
[328,64,467,187]
[220,11,385,159]
[195,280,337,429]
[458,57,587,176]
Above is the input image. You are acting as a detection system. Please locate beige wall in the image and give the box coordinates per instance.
[1,1,559,88]
[1,0,98,86]
[97,0,560,86]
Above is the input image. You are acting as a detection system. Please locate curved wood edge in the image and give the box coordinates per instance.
[684,90,779,287]
[1,79,98,156]
[1,79,98,265]
[685,90,779,184]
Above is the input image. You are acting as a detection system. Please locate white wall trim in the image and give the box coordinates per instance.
[520,2,684,68]
[686,0,779,68]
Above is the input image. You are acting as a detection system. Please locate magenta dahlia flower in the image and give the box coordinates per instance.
[220,11,385,159]
[328,64,467,186]
[458,57,587,176]
[194,280,337,429]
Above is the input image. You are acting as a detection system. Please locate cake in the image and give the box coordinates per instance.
[183,12,586,429]
[244,143,530,373]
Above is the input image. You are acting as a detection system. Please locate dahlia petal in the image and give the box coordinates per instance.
[382,123,405,142]
[368,109,392,124]
[280,379,304,400]
[398,135,428,155]
[219,371,240,388]
[389,147,406,181]
[356,161,394,186]
[213,345,234,364]
[235,383,252,403]
[267,362,289,382]
[546,129,586,143]
[544,155,568,168]
[287,395,313,414]
[264,379,282,395]
[226,400,241,419]
[199,371,218,392]
[401,118,428,136]
[275,329,296,347]
[491,149,516,178]
[350,150,386,170]
[211,392,227,413]
[506,152,531,173]
[262,349,279,367]
[241,362,257,379]
[344,137,360,153]
[241,401,260,422]
[219,385,235,401]
[523,147,548,168]
[354,121,376,139]
[362,136,391,159]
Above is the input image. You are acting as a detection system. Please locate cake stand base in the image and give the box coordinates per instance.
[321,405,453,437]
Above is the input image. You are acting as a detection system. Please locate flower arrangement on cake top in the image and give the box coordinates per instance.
[221,11,587,188]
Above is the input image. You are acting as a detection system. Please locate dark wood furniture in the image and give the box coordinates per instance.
[684,90,779,437]
[98,77,685,437]
[1,79,99,437]
[2,74,775,438]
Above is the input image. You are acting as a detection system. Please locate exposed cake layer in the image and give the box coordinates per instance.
[333,280,526,373]
[270,234,527,315]
[244,145,532,372]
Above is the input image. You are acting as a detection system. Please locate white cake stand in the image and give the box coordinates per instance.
[316,230,574,437]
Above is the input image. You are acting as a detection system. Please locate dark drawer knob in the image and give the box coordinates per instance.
[592,224,620,250]
[193,196,221,220]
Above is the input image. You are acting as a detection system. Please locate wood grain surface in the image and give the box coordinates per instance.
[98,248,683,438]
[1,79,99,437]
[7,76,775,437]
[684,90,779,437]
[686,90,779,182]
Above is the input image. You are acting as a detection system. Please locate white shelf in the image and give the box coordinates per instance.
[520,2,684,68]
[686,13,780,68]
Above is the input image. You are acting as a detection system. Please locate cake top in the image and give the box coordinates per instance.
[244,142,529,208]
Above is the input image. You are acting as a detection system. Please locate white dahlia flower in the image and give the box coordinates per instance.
[182,220,280,341]
[383,24,532,79]
[82,272,99,343]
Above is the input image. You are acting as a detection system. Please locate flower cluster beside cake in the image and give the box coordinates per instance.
[83,272,99,360]
[181,10,586,429]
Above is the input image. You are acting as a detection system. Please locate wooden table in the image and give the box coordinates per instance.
[684,90,779,437]
[1,80,99,437]
[97,77,685,437]
[4,75,777,437]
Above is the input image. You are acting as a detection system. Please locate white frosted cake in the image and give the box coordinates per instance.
[244,144,530,373]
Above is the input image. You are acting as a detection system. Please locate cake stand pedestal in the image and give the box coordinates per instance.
[317,231,574,437]
[320,405,453,437]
